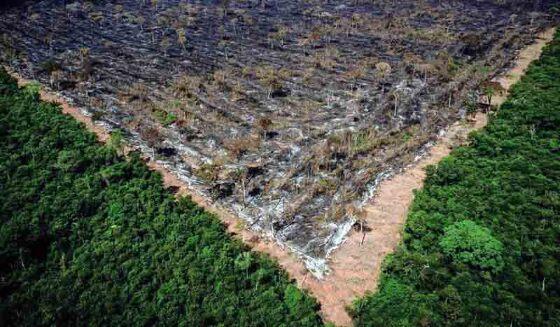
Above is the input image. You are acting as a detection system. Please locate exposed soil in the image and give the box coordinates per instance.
[7,26,556,327]
[1,0,557,275]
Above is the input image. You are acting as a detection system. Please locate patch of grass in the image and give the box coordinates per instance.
[153,108,177,126]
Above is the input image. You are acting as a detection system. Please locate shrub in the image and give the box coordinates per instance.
[440,220,504,273]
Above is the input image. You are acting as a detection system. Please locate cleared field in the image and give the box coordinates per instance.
[0,0,556,272]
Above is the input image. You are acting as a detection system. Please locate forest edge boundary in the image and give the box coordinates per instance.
[3,26,556,326]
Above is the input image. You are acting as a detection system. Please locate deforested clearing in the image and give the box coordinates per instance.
[1,0,557,273]
[2,1,560,326]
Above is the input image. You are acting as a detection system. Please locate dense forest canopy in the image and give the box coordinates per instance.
[352,30,560,326]
[0,68,322,326]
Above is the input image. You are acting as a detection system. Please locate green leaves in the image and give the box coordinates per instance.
[107,129,124,154]
[440,220,504,273]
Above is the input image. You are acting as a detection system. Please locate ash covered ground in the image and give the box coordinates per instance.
[0,0,556,275]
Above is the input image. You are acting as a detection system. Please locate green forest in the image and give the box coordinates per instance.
[352,31,560,326]
[0,69,322,325]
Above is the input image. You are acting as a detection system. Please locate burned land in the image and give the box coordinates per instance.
[0,0,556,274]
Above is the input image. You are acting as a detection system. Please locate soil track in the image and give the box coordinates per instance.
[6,26,556,327]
